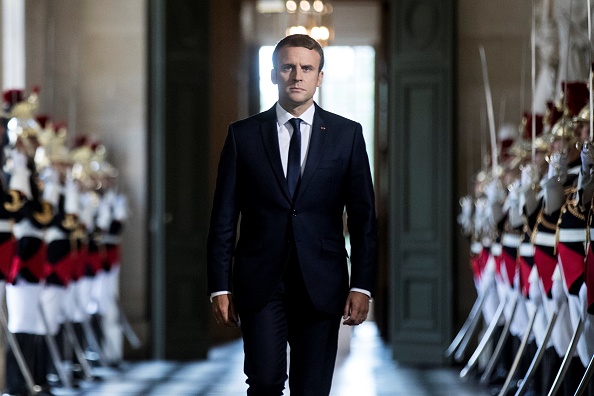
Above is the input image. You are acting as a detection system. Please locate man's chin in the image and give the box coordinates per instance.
[284,95,312,107]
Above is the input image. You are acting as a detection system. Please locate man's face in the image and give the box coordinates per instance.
[271,46,323,110]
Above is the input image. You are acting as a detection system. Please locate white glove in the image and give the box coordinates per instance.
[519,164,541,216]
[113,194,128,222]
[474,197,488,238]
[457,196,473,236]
[64,175,80,216]
[546,152,568,182]
[581,143,594,177]
[7,149,32,199]
[540,152,567,214]
[579,143,594,209]
[484,179,506,204]
[39,166,60,207]
[504,179,523,229]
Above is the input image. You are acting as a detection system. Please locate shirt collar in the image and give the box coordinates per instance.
[276,102,315,127]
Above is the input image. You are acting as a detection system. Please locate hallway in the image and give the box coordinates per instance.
[69,322,492,396]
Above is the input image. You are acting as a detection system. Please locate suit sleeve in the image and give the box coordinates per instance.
[345,124,378,295]
[207,125,240,295]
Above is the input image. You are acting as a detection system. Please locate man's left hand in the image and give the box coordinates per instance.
[342,291,370,326]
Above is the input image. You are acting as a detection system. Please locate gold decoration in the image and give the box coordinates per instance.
[4,191,25,213]
[33,201,53,225]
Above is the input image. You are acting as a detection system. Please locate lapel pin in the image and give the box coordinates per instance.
[321,127,326,130]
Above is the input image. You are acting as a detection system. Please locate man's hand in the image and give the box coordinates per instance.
[212,294,240,328]
[342,291,370,326]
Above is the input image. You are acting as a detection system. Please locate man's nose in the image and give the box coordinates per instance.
[293,69,303,81]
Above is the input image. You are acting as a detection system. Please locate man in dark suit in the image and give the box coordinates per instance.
[207,34,377,396]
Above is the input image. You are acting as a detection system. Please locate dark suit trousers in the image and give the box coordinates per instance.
[240,251,341,396]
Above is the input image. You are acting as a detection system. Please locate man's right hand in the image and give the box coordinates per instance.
[212,294,240,328]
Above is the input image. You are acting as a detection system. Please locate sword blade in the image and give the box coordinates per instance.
[481,294,519,384]
[445,291,486,358]
[546,317,584,396]
[61,315,94,381]
[575,353,594,396]
[117,298,141,349]
[498,306,538,396]
[38,301,73,389]
[460,296,507,379]
[514,304,563,396]
[0,282,41,395]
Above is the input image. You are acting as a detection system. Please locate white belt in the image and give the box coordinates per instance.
[44,227,67,244]
[491,243,502,256]
[101,234,122,245]
[471,242,482,254]
[12,219,44,240]
[519,243,535,257]
[0,220,12,233]
[533,231,556,247]
[502,233,521,248]
[558,228,587,243]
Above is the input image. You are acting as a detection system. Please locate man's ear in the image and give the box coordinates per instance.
[316,71,324,87]
[271,69,277,85]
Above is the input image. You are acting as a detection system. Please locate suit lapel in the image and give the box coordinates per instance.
[296,106,329,201]
[259,107,292,202]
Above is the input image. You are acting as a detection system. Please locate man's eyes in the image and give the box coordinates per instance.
[281,66,313,72]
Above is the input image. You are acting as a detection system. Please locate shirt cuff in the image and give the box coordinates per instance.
[210,291,231,303]
[350,288,372,301]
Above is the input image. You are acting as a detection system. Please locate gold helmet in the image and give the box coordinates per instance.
[3,87,42,157]
[574,104,590,123]
[548,115,578,146]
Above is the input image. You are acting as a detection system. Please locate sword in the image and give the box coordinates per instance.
[498,307,538,396]
[575,353,594,396]
[454,305,485,362]
[514,303,564,396]
[460,296,507,379]
[546,317,584,396]
[445,290,486,358]
[38,301,73,389]
[117,298,141,349]
[455,281,495,362]
[80,314,109,367]
[480,294,518,384]
[0,282,42,395]
[60,313,94,381]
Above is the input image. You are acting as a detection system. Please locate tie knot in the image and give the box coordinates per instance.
[289,118,302,133]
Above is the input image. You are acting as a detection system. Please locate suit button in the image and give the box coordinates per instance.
[292,210,297,217]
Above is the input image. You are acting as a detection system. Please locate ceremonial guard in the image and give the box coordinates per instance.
[2,88,56,395]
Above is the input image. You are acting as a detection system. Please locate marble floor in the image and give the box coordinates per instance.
[52,322,493,396]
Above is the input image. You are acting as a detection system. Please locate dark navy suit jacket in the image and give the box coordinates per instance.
[207,103,377,315]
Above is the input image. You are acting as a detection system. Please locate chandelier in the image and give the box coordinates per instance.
[285,0,334,46]
[255,1,334,46]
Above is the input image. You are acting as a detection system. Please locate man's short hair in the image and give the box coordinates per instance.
[272,34,325,72]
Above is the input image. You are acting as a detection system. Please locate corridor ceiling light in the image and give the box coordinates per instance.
[299,0,311,12]
[312,0,324,13]
[285,0,334,46]
[286,0,297,13]
[256,0,286,14]
[310,26,330,41]
[288,25,308,35]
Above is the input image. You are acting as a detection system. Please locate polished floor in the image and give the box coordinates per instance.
[56,322,492,396]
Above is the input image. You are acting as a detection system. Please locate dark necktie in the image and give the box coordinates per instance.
[286,118,302,198]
